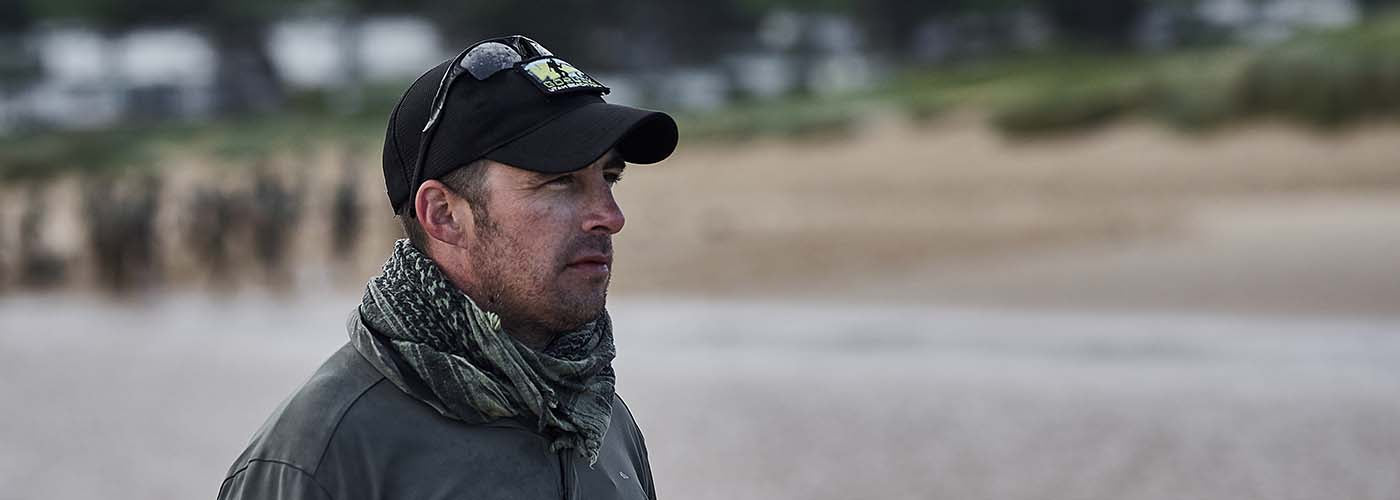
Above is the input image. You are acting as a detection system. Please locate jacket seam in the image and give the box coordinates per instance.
[615,394,634,421]
[615,395,645,446]
[311,376,390,476]
[223,459,336,500]
[614,394,657,500]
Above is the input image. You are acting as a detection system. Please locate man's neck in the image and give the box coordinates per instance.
[500,319,555,351]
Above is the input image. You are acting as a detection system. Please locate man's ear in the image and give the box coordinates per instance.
[414,180,472,247]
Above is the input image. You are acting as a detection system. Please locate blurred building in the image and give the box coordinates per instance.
[267,16,444,90]
[910,8,1053,63]
[0,25,215,131]
[0,16,444,134]
[1199,0,1359,43]
[1141,0,1360,48]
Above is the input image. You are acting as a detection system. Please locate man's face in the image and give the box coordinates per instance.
[463,151,626,335]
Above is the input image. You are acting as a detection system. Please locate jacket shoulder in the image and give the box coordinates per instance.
[218,460,333,500]
[224,343,387,481]
[610,394,649,454]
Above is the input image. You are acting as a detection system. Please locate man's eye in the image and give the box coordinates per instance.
[605,172,624,185]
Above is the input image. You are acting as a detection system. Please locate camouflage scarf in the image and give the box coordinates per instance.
[350,239,616,464]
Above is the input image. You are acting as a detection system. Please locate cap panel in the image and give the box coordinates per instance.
[420,71,604,181]
[383,60,451,211]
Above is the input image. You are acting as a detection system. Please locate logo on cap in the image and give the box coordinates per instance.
[520,57,608,96]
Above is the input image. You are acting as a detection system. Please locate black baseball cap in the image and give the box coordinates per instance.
[382,35,679,213]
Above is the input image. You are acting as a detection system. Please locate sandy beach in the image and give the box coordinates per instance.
[3,118,1400,499]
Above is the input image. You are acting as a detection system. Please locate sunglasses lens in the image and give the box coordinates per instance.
[461,42,523,80]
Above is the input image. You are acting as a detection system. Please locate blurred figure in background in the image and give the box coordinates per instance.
[183,184,239,284]
[248,162,304,286]
[83,174,162,291]
[328,149,363,261]
[17,185,65,287]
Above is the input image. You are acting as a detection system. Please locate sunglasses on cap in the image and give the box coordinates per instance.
[405,35,553,216]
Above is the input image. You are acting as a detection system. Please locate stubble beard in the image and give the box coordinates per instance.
[469,214,611,339]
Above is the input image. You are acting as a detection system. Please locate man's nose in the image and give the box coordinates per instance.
[583,184,625,235]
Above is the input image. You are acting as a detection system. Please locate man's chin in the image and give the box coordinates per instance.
[547,287,608,330]
[558,297,607,328]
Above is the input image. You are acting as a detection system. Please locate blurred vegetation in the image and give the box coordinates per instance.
[5,9,1400,179]
[683,10,1400,141]
[0,86,392,182]
[1234,23,1400,125]
[979,10,1400,136]
[677,97,868,142]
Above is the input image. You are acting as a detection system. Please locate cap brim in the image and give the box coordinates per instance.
[485,102,678,173]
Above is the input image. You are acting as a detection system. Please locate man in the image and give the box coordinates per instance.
[217,35,678,500]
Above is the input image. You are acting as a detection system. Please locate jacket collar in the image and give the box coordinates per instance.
[346,309,535,431]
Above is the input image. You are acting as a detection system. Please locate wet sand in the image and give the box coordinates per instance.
[2,293,1399,500]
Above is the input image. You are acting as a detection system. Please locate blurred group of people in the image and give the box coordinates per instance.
[0,159,367,293]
